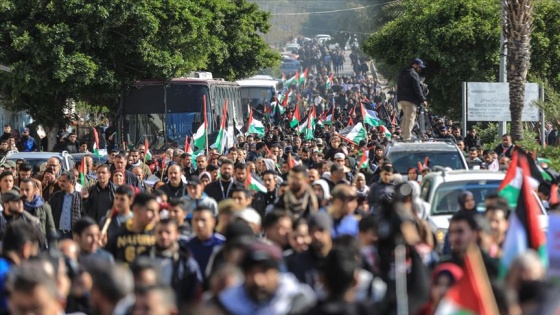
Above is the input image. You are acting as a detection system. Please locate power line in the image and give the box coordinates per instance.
[270,0,399,16]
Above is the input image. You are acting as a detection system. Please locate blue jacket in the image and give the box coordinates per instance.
[332,215,359,238]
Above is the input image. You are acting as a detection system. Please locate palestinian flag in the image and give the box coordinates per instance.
[284,73,298,87]
[358,150,369,169]
[144,139,152,161]
[379,125,392,138]
[290,103,301,128]
[79,157,87,186]
[301,107,316,140]
[193,95,208,151]
[435,246,499,315]
[91,128,107,157]
[295,70,300,86]
[299,68,308,86]
[213,100,229,154]
[348,117,354,126]
[325,73,334,90]
[184,135,193,154]
[281,72,286,85]
[498,151,521,207]
[288,153,298,168]
[361,102,382,127]
[324,105,335,125]
[246,174,266,193]
[338,122,367,145]
[247,108,265,137]
[498,152,548,278]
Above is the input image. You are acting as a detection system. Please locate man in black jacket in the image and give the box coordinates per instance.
[397,58,428,141]
[83,164,115,223]
[204,159,235,203]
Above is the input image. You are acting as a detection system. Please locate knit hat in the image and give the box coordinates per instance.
[308,212,333,231]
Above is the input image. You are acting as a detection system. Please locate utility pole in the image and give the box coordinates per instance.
[498,1,507,138]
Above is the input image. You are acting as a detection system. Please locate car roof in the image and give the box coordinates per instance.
[424,170,505,182]
[5,151,67,159]
[388,141,460,152]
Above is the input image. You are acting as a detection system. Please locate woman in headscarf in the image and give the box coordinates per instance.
[458,190,476,212]
[353,173,370,199]
[415,263,464,315]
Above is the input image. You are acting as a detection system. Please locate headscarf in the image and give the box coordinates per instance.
[458,191,476,212]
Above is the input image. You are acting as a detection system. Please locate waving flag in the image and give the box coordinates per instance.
[436,246,499,315]
[213,100,229,154]
[184,135,192,154]
[79,158,86,186]
[299,68,308,86]
[498,151,548,278]
[379,125,392,138]
[290,103,301,128]
[246,174,266,193]
[358,150,369,169]
[91,128,107,157]
[361,102,382,127]
[324,105,335,125]
[193,95,208,151]
[338,122,367,145]
[247,108,265,137]
[325,73,334,90]
[301,107,316,140]
[284,71,298,87]
[144,139,152,161]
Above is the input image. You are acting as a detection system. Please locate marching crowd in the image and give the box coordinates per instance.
[0,60,558,315]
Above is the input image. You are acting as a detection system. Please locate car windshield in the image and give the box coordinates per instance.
[7,157,64,174]
[431,180,501,215]
[389,151,465,174]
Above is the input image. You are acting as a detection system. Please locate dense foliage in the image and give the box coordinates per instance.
[0,0,279,131]
[363,0,560,120]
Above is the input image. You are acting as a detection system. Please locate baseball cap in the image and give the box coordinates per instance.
[241,241,283,271]
[21,128,29,133]
[412,58,426,69]
[316,139,323,146]
[439,125,448,131]
[187,175,201,186]
[2,190,24,203]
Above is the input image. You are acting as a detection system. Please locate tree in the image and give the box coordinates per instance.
[503,0,533,141]
[364,0,560,121]
[0,0,278,149]
[363,0,501,118]
[206,0,280,80]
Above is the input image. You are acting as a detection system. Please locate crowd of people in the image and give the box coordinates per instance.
[0,58,558,315]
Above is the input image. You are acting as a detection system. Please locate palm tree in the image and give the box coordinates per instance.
[503,0,533,141]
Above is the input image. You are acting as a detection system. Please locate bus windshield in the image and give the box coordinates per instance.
[121,83,210,148]
[240,86,275,111]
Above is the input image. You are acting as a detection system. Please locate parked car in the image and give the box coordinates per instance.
[385,141,468,179]
[1,151,75,174]
[420,169,548,252]
[71,153,108,166]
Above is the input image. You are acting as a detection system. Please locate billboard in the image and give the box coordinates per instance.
[466,82,540,122]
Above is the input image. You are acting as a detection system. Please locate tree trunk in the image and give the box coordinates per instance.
[45,126,58,151]
[503,0,533,142]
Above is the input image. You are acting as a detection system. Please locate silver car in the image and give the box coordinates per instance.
[420,169,548,251]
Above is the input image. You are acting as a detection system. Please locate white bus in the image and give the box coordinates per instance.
[236,75,280,117]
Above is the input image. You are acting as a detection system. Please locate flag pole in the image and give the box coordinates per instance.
[204,95,209,154]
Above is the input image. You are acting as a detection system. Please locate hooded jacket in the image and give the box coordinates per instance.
[183,193,218,216]
[217,272,316,315]
[24,195,56,239]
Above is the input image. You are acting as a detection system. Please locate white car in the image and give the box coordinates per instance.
[420,169,549,251]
